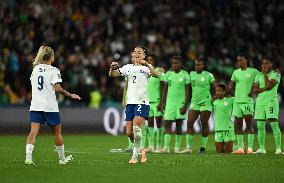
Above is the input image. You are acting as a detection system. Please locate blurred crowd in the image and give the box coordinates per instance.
[0,0,284,107]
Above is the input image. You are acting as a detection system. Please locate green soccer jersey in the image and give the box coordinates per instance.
[165,70,190,105]
[189,71,215,104]
[147,67,165,103]
[231,67,259,103]
[213,97,234,131]
[255,70,281,105]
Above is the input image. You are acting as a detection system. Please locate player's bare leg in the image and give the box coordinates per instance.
[199,111,211,153]
[162,120,173,153]
[25,122,40,165]
[215,142,225,153]
[232,117,245,154]
[224,141,233,153]
[53,124,73,165]
[244,115,254,154]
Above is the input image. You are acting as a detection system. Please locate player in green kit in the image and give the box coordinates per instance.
[182,58,215,153]
[253,57,282,154]
[228,53,259,154]
[145,53,165,153]
[213,83,235,153]
[161,56,190,153]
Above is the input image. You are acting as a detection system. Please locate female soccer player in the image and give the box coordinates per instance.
[161,56,190,153]
[253,57,281,154]
[145,53,165,153]
[25,46,81,165]
[213,83,235,153]
[228,53,259,154]
[109,46,160,163]
[182,58,215,153]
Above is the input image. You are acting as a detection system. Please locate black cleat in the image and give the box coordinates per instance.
[199,147,206,153]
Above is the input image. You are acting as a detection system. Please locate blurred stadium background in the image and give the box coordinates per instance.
[0,0,284,133]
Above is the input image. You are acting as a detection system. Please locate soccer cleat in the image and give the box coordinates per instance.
[25,159,35,165]
[145,146,154,153]
[179,147,193,154]
[174,147,180,153]
[154,145,162,153]
[161,146,170,153]
[247,148,253,154]
[253,149,266,154]
[59,155,73,165]
[275,149,282,155]
[140,149,147,163]
[199,147,206,153]
[129,158,138,164]
[231,148,245,154]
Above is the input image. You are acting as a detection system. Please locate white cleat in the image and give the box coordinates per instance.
[174,147,180,153]
[161,146,170,153]
[179,147,193,154]
[155,145,162,153]
[145,146,154,153]
[253,149,266,154]
[275,149,282,155]
[59,155,73,165]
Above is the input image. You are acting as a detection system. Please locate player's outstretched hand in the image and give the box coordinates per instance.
[70,94,81,100]
[110,62,119,70]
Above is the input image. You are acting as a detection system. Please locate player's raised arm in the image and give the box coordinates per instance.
[54,83,81,100]
[263,73,278,90]
[109,62,121,77]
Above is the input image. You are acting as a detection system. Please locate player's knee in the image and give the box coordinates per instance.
[133,126,142,137]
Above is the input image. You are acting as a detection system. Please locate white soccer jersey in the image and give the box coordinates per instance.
[119,64,151,105]
[30,64,62,112]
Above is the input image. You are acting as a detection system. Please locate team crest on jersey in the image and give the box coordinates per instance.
[201,77,205,81]
[179,78,184,82]
[224,101,228,106]
[246,74,251,77]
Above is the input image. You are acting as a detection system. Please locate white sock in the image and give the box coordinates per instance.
[26,144,34,161]
[131,147,138,160]
[55,145,65,160]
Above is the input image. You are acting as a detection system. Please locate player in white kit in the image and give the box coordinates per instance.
[25,46,81,165]
[109,46,160,164]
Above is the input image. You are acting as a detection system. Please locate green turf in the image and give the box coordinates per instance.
[0,134,284,183]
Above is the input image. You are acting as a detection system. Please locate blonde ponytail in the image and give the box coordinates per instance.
[32,46,54,66]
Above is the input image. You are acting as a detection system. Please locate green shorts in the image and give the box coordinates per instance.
[254,99,279,120]
[164,103,186,121]
[189,100,213,112]
[215,130,235,143]
[232,102,254,118]
[149,102,163,118]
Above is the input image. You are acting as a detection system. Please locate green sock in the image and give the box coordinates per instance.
[128,137,133,148]
[201,136,208,148]
[175,135,182,149]
[270,122,281,150]
[156,127,163,146]
[257,121,266,150]
[142,126,148,148]
[186,134,193,148]
[148,127,155,147]
[164,134,172,147]
[236,135,244,149]
[248,134,254,149]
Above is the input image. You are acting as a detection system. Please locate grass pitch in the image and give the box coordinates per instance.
[0,134,283,183]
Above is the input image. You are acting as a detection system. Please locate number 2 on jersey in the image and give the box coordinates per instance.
[133,76,137,83]
[38,76,44,91]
